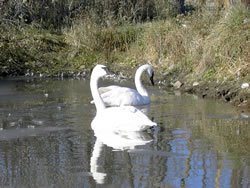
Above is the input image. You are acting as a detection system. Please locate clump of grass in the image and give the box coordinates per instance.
[0,25,32,75]
[117,9,222,78]
[64,16,142,69]
[63,17,99,51]
[95,26,139,52]
[0,24,70,75]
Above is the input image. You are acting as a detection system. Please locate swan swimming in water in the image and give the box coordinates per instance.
[91,64,154,106]
[90,64,157,132]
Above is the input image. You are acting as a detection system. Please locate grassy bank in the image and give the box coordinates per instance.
[0,4,249,109]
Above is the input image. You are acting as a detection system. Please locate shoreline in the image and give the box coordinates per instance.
[1,67,249,114]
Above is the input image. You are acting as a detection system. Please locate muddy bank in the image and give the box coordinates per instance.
[158,77,250,113]
[184,82,249,108]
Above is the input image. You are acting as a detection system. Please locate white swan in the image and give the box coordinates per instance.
[90,64,157,132]
[91,64,154,106]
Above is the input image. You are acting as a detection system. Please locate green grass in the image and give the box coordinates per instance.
[0,25,67,75]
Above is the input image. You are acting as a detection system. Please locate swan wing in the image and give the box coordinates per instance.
[91,85,150,106]
[90,85,134,104]
[101,87,149,106]
[98,85,121,94]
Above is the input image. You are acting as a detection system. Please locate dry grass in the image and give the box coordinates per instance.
[62,4,249,83]
[198,4,250,81]
[1,2,249,82]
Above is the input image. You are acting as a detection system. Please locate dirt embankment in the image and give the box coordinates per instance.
[156,75,250,113]
[183,82,249,108]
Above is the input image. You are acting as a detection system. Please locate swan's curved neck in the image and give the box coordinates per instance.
[135,66,149,97]
[90,74,106,113]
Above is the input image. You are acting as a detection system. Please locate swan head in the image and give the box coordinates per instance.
[135,63,155,87]
[146,64,154,86]
[92,64,108,79]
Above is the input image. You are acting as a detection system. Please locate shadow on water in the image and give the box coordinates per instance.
[0,77,249,187]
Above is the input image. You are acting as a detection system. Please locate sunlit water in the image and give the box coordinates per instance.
[0,78,249,188]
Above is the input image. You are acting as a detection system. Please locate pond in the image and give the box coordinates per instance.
[0,77,249,188]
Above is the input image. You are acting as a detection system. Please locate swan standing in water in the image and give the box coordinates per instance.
[90,64,157,132]
[91,64,154,106]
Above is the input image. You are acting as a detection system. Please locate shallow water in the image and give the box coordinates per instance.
[0,77,249,188]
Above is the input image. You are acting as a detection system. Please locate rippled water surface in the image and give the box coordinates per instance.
[0,78,249,188]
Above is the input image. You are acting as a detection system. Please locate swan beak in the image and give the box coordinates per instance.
[150,72,154,86]
[102,66,112,78]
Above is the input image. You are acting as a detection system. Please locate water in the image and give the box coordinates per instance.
[0,77,249,188]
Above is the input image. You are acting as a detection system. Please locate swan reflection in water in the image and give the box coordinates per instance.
[90,129,153,184]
